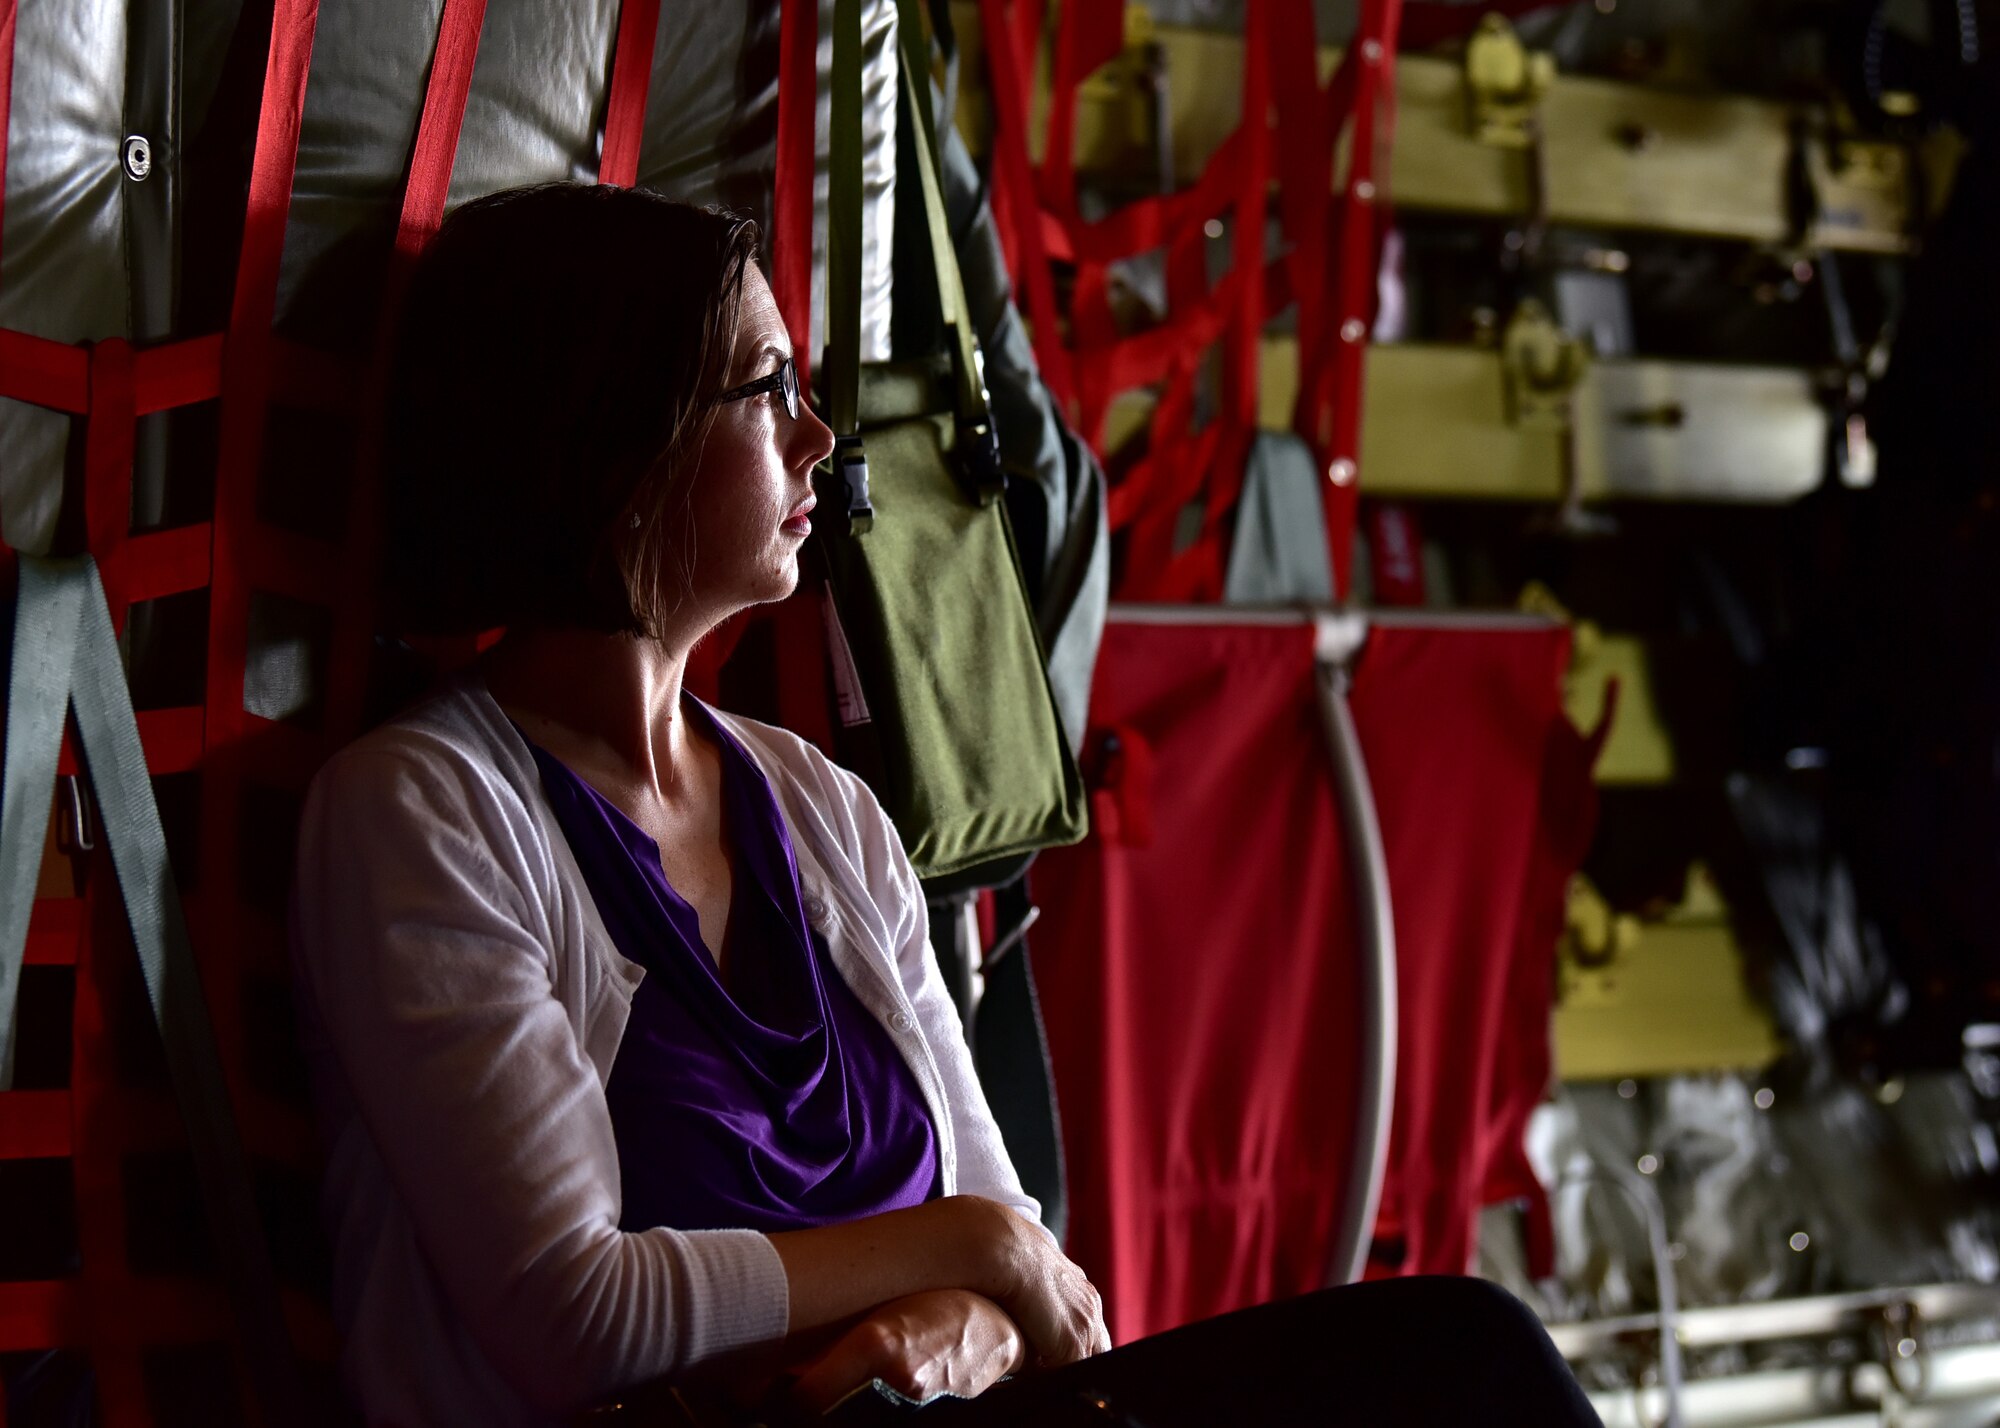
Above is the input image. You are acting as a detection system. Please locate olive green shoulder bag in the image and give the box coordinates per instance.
[811,0,1086,885]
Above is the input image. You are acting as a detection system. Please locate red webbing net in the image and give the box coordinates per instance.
[0,1,662,1420]
[978,0,1405,601]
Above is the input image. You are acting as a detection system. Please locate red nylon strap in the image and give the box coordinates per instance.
[1114,0,1272,602]
[326,0,490,736]
[774,0,815,391]
[1269,17,1350,399]
[209,0,321,753]
[1040,132,1244,264]
[1227,0,1269,438]
[1314,0,1401,598]
[82,340,136,615]
[396,0,487,260]
[1038,0,1123,221]
[0,330,89,412]
[979,0,1072,415]
[597,0,659,187]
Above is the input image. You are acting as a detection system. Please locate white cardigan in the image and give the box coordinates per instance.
[288,671,1040,1426]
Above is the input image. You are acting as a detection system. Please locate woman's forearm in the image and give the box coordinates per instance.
[767,1195,1012,1333]
[767,1193,1107,1370]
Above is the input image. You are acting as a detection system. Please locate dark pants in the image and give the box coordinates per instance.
[845,1277,1603,1428]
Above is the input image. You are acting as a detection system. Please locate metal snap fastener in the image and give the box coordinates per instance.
[122,135,153,182]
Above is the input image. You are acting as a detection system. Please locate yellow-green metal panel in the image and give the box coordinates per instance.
[950,9,1936,254]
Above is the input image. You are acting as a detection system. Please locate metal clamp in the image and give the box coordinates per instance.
[1500,300,1589,431]
[955,414,1005,504]
[833,435,874,535]
[56,774,96,854]
[1464,15,1555,149]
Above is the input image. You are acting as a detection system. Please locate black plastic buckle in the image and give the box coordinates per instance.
[955,415,1005,504]
[834,435,873,535]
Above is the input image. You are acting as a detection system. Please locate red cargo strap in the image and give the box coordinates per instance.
[978,0,1404,601]
[598,0,660,187]
[1311,0,1401,597]
[396,0,487,260]
[207,0,324,754]
[978,0,1071,414]
[82,341,136,613]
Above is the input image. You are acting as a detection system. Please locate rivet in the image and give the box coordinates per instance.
[1897,1337,1917,1359]
[1637,1153,1659,1175]
[1353,179,1376,202]
[122,134,153,182]
[1327,458,1356,487]
[1203,217,1224,239]
[1789,1231,1811,1252]
[1617,1078,1638,1100]
[1361,38,1383,63]
[1340,317,1367,344]
[1753,1087,1775,1110]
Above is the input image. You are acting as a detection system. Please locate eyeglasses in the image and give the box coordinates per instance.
[714,356,801,422]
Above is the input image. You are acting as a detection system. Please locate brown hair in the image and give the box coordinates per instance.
[381,182,761,638]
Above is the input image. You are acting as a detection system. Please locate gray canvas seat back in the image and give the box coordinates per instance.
[0,2,903,564]
[0,1,145,555]
[276,0,899,365]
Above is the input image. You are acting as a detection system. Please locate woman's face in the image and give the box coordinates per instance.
[672,263,834,626]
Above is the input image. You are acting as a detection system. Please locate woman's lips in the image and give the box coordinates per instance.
[782,497,816,534]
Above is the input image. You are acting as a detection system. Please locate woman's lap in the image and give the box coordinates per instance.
[844,1277,1602,1428]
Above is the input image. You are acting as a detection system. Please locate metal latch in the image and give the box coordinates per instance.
[955,415,1005,504]
[1464,14,1555,149]
[833,435,873,535]
[1500,300,1589,430]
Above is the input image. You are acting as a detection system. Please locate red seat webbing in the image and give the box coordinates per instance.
[324,0,489,737]
[394,0,487,261]
[1,0,489,1401]
[597,0,660,188]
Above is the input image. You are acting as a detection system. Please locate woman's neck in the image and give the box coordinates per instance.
[478,625,700,800]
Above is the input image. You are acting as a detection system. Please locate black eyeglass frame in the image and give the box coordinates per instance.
[713,356,801,422]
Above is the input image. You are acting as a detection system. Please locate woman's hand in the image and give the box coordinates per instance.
[785,1290,1024,1415]
[767,1194,1109,1376]
[969,1198,1110,1371]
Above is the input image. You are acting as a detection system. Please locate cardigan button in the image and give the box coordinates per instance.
[890,1010,914,1031]
[803,895,829,924]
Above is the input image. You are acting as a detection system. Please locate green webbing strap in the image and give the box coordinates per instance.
[0,559,83,1090]
[828,0,873,532]
[0,556,303,1424]
[892,0,1003,501]
[824,0,1003,522]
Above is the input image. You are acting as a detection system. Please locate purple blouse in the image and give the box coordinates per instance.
[518,699,939,1234]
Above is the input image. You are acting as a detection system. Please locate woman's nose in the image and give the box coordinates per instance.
[793,394,836,472]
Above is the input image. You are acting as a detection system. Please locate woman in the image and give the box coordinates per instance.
[290,182,1600,1426]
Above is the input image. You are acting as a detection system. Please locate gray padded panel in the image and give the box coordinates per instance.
[635,0,898,364]
[0,0,131,555]
[277,1,897,362]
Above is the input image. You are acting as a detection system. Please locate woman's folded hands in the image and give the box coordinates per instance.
[783,1288,1024,1413]
[755,1194,1109,1415]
